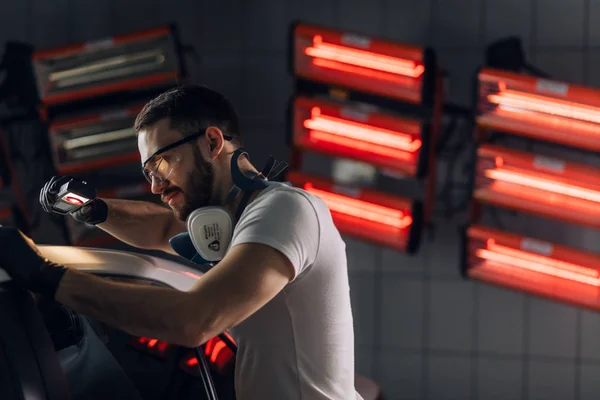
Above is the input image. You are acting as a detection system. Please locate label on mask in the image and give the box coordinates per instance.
[203,223,222,252]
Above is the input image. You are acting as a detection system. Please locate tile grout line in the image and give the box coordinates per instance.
[529,0,537,64]
[574,309,583,400]
[427,0,436,46]
[522,296,531,400]
[422,239,432,400]
[372,245,383,381]
[582,0,591,84]
[520,8,536,399]
[479,0,487,49]
[471,282,479,400]
[372,345,599,365]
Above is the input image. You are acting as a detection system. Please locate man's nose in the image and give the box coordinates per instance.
[150,176,168,194]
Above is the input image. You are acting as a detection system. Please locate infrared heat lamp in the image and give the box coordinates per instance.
[463,225,600,311]
[287,170,422,253]
[33,26,182,106]
[293,97,429,177]
[292,96,428,177]
[292,23,435,105]
[476,68,600,151]
[474,145,600,229]
[49,104,144,175]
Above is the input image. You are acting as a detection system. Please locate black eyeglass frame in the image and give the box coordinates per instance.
[141,130,233,180]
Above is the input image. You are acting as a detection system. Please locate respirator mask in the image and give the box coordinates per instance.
[169,149,289,266]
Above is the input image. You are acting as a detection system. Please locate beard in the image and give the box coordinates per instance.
[169,150,215,221]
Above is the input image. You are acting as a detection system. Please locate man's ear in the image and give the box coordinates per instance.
[205,126,225,158]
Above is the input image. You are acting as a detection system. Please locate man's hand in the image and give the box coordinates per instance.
[0,227,67,298]
[39,176,108,225]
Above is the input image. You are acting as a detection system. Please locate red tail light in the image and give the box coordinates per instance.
[464,226,600,311]
[292,23,434,104]
[477,68,600,151]
[292,96,428,177]
[287,171,422,253]
[474,145,600,229]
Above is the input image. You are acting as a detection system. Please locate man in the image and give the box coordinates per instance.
[0,85,361,399]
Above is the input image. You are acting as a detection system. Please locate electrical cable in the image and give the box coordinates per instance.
[217,333,237,354]
[194,346,219,400]
[433,114,477,218]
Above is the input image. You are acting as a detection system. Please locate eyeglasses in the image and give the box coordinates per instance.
[142,129,233,183]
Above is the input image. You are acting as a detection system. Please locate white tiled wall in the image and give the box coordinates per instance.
[427,354,473,400]
[477,285,526,356]
[527,360,576,400]
[1,0,598,398]
[476,358,523,400]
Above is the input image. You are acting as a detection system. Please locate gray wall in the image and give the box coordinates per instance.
[1,1,600,399]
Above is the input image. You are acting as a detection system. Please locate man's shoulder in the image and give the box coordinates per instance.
[253,183,327,215]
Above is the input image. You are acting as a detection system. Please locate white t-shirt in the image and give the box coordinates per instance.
[228,182,362,400]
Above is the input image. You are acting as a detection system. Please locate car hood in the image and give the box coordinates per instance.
[0,246,204,291]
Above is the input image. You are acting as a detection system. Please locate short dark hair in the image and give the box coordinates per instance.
[134,84,242,146]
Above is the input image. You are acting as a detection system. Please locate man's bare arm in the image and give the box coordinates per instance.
[55,269,192,344]
[97,198,186,254]
[54,242,294,347]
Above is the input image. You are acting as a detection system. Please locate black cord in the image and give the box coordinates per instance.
[435,115,458,155]
[194,346,219,400]
[434,116,477,218]
[218,333,237,354]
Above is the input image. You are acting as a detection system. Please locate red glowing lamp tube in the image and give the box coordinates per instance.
[287,170,422,253]
[463,225,600,311]
[292,96,428,177]
[48,104,145,175]
[476,68,600,151]
[474,145,600,229]
[33,26,181,106]
[292,23,435,104]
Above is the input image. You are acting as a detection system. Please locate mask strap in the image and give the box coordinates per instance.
[267,161,289,182]
[260,156,276,178]
[230,149,269,191]
[224,184,240,205]
[232,164,268,222]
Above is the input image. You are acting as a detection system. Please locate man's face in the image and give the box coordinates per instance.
[138,119,216,221]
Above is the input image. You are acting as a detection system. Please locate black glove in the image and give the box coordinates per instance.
[0,227,67,298]
[39,176,108,225]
